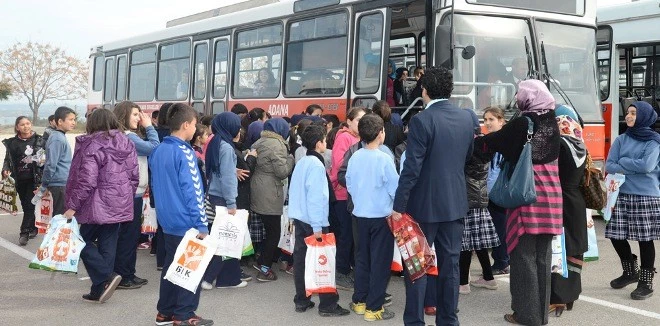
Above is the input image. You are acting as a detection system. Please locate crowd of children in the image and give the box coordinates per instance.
[3,66,659,326]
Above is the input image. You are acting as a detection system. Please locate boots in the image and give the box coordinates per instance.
[631,268,656,300]
[610,254,639,289]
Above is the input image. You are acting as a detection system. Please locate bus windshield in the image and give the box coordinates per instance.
[535,22,602,122]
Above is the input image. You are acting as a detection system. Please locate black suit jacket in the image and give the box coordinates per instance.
[393,100,476,223]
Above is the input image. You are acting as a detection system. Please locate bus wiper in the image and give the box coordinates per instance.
[540,41,584,126]
[524,36,536,79]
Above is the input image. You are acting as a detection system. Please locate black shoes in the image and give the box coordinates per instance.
[295,301,315,313]
[318,304,350,317]
[19,234,28,246]
[631,268,656,300]
[28,229,38,239]
[611,255,640,289]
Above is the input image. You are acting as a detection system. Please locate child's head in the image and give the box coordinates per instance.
[167,103,198,141]
[48,115,56,128]
[191,124,210,146]
[86,108,121,134]
[200,115,214,128]
[305,104,323,116]
[157,102,173,127]
[326,126,340,150]
[54,106,77,132]
[372,100,392,123]
[113,100,142,131]
[301,125,327,153]
[14,116,32,136]
[346,106,367,134]
[358,114,385,146]
[482,106,505,133]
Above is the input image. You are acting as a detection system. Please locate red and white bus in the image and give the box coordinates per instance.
[88,0,603,158]
[597,0,660,160]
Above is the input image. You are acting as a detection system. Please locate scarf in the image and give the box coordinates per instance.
[264,118,290,141]
[206,112,241,176]
[556,115,586,168]
[625,101,660,144]
[517,79,556,115]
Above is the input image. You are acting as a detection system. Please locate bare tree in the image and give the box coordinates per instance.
[0,42,88,121]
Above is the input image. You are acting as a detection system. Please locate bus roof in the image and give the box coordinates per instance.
[597,0,660,24]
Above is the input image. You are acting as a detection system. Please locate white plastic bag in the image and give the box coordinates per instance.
[278,211,295,254]
[604,174,625,222]
[210,207,249,259]
[551,228,568,278]
[304,233,337,296]
[164,228,217,293]
[34,191,53,233]
[141,192,157,234]
[29,215,86,273]
[584,209,599,261]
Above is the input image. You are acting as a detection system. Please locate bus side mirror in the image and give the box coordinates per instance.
[462,45,476,60]
[435,25,452,69]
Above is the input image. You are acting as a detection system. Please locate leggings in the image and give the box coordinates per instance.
[611,239,656,269]
[459,249,494,285]
[257,214,281,269]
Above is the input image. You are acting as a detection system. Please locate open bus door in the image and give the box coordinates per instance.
[350,8,391,110]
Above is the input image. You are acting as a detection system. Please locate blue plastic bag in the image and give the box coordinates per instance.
[551,228,568,278]
[29,215,86,273]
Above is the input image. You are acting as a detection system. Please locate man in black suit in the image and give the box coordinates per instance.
[392,67,476,326]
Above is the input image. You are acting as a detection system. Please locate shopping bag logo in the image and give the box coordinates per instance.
[52,228,71,263]
[41,196,52,217]
[36,247,49,261]
[217,222,240,240]
[318,254,328,266]
[177,240,206,271]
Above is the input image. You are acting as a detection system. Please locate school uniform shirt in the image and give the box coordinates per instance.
[40,130,72,191]
[207,140,238,209]
[346,148,399,218]
[605,133,660,197]
[149,136,207,236]
[288,152,330,232]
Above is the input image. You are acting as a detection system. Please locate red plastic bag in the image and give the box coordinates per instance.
[304,233,337,296]
[387,213,436,282]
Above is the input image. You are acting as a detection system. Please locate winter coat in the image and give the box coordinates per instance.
[2,132,44,184]
[465,141,491,209]
[249,130,294,215]
[65,130,139,225]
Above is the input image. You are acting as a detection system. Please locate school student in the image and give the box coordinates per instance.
[345,114,397,321]
[150,103,213,326]
[40,106,77,216]
[64,108,139,303]
[288,125,350,317]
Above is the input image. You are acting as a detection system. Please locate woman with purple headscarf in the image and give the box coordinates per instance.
[605,101,660,301]
[476,79,563,325]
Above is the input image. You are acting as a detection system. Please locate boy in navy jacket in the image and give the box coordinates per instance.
[288,125,350,317]
[149,103,213,326]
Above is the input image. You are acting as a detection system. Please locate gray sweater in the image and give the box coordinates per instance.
[40,130,71,190]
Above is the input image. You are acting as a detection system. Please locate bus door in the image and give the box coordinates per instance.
[210,36,231,114]
[350,8,391,109]
[103,56,116,109]
[191,40,210,114]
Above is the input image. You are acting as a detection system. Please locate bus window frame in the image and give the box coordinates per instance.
[596,25,613,102]
[232,22,284,99]
[283,9,350,98]
[192,40,210,102]
[465,0,587,18]
[128,45,158,102]
[212,37,231,107]
[389,33,418,71]
[156,38,193,102]
[103,57,115,104]
[419,32,426,68]
[353,10,386,96]
[92,56,104,92]
[115,55,128,102]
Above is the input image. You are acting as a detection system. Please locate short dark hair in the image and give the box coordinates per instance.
[231,103,248,115]
[301,125,327,150]
[167,103,197,131]
[86,108,120,134]
[358,114,384,144]
[420,66,453,100]
[48,115,55,122]
[326,127,340,150]
[54,106,76,125]
[372,100,392,122]
[321,114,340,129]
[151,110,159,120]
[157,103,173,127]
[346,106,367,121]
[200,115,214,127]
[305,104,322,115]
[296,119,314,138]
[248,107,266,122]
[190,123,209,146]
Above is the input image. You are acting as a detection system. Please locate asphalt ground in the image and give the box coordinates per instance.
[0,211,659,326]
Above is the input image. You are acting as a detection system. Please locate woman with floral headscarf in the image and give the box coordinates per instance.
[476,79,563,325]
[605,101,660,301]
[549,105,587,315]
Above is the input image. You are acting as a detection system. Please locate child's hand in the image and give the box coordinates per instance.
[139,112,152,128]
[197,233,208,240]
[247,149,257,157]
[391,211,402,221]
[236,169,250,181]
[314,231,322,241]
[63,209,76,221]
[228,208,237,215]
[2,170,9,178]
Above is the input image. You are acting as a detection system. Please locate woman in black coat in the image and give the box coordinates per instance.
[551,106,588,315]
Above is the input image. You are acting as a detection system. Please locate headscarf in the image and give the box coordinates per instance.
[390,113,404,127]
[555,105,579,122]
[516,79,555,115]
[625,101,660,144]
[264,118,290,141]
[206,112,241,176]
[291,114,306,127]
[245,121,264,149]
[556,113,587,167]
[388,59,397,79]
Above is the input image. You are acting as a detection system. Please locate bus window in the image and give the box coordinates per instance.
[129,47,156,102]
[285,12,348,97]
[116,57,127,101]
[93,56,104,92]
[420,34,426,68]
[354,13,384,94]
[157,40,191,101]
[390,36,416,72]
[193,43,208,100]
[596,27,611,102]
[103,58,114,102]
[213,40,229,99]
[212,101,225,114]
[234,24,283,98]
[193,102,204,113]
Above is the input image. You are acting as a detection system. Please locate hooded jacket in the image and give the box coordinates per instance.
[249,130,294,215]
[65,130,138,224]
[2,132,44,184]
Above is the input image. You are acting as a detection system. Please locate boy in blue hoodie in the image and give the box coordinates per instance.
[288,125,350,318]
[40,106,76,216]
[149,103,213,326]
[346,114,398,321]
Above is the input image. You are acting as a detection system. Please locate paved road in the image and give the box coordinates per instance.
[0,212,658,326]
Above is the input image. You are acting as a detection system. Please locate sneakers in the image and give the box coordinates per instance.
[459,284,471,294]
[295,301,315,313]
[133,276,149,286]
[256,270,278,282]
[364,308,395,321]
[173,315,214,326]
[118,278,143,290]
[28,229,38,239]
[19,234,28,246]
[470,278,498,290]
[383,297,392,307]
[157,266,163,271]
[318,304,350,317]
[336,273,354,291]
[217,281,248,289]
[240,270,253,282]
[155,313,174,326]
[350,302,366,315]
[98,274,122,303]
[491,266,510,277]
[82,293,102,303]
[201,281,214,290]
[384,292,393,301]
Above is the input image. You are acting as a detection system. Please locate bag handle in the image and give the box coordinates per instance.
[524,116,534,142]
